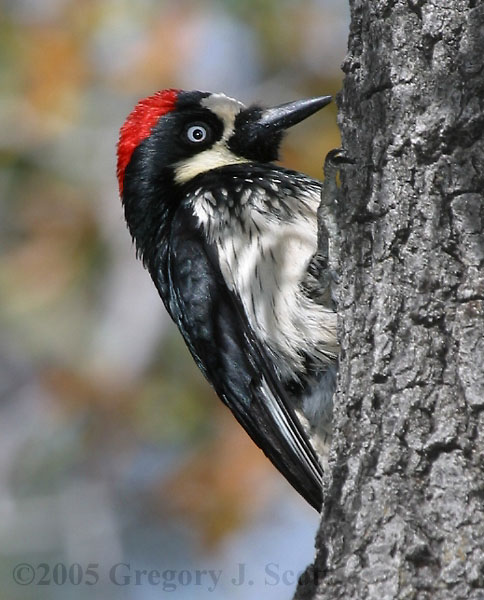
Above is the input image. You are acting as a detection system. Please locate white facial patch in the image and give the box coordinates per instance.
[200,93,246,137]
[174,93,250,185]
[174,145,250,184]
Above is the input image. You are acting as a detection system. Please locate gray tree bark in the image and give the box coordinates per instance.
[295,1,484,599]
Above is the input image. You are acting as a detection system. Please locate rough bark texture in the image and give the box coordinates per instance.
[295,1,484,599]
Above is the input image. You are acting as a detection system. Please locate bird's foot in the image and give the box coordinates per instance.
[318,149,354,276]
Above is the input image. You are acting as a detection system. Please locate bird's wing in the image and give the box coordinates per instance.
[154,209,323,511]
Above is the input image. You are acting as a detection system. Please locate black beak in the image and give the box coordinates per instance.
[257,95,332,132]
[228,95,332,162]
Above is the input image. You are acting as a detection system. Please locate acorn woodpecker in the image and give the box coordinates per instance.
[117,89,338,511]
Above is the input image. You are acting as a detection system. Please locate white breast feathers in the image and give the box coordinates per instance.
[191,180,338,383]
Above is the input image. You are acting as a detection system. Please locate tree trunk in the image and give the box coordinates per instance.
[296,2,484,599]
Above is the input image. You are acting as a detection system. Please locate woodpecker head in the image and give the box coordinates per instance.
[117,89,331,194]
[117,89,331,260]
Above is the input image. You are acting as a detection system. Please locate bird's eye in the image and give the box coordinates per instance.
[185,123,209,144]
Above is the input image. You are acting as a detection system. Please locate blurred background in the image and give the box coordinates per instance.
[0,0,348,598]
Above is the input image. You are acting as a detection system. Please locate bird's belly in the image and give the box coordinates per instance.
[216,217,336,382]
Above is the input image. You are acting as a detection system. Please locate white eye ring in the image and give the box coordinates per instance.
[186,124,208,143]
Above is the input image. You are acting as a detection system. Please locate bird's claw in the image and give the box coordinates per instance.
[323,148,354,180]
[318,148,353,279]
